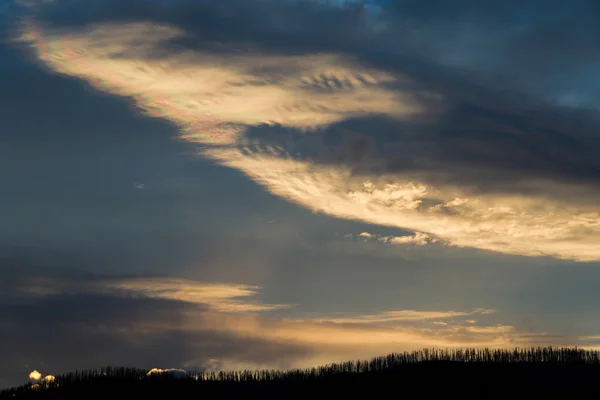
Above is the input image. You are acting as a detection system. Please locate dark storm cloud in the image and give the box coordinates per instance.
[381,0,600,82]
[242,106,600,201]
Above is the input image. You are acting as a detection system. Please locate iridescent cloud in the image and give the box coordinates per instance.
[14,16,600,262]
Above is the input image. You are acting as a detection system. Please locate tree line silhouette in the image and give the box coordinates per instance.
[3,346,600,399]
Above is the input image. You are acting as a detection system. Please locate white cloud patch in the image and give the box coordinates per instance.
[357,232,376,238]
[356,231,437,246]
[14,17,600,262]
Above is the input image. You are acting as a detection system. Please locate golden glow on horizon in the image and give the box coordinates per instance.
[17,274,600,373]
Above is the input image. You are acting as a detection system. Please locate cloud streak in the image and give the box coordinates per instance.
[16,274,290,313]
[355,231,437,246]
[300,308,494,324]
[104,277,291,312]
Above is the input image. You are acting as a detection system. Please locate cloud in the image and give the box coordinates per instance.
[12,0,600,262]
[384,233,435,246]
[298,308,494,324]
[182,310,505,351]
[356,231,437,246]
[102,276,291,312]
[15,19,421,133]
[181,309,600,372]
[16,274,291,313]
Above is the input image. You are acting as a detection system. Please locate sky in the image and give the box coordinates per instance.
[1,0,600,389]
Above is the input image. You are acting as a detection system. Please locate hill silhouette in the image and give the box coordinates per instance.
[3,346,600,399]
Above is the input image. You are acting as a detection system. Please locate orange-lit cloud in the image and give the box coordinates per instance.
[16,21,421,140]
[171,307,595,371]
[14,19,600,262]
[103,277,291,312]
[11,273,600,374]
[294,308,494,324]
[355,231,438,246]
[17,275,290,313]
[10,273,528,354]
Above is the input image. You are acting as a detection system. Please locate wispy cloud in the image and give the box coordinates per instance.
[296,308,494,324]
[14,10,600,261]
[104,277,291,312]
[355,231,437,246]
[16,20,418,137]
[176,307,598,371]
[17,275,291,313]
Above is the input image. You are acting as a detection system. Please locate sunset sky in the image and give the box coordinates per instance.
[2,0,600,389]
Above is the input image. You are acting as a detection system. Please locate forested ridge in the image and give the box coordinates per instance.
[3,346,600,399]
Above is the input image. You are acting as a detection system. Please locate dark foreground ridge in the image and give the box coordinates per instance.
[3,347,600,399]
